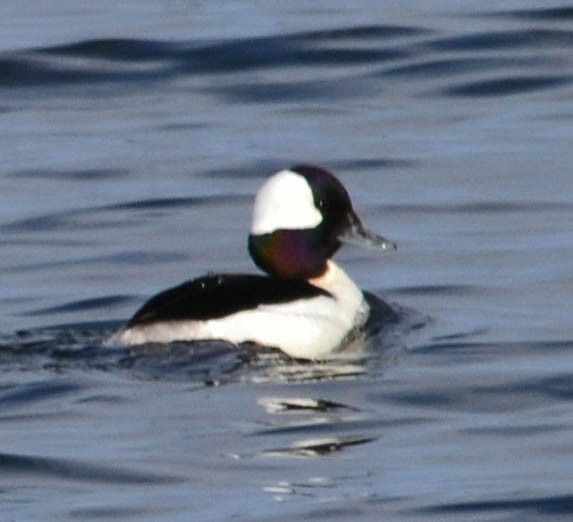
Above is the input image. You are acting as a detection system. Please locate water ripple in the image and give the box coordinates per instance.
[1,20,571,104]
[0,379,80,410]
[381,56,561,79]
[1,194,246,233]
[0,25,425,89]
[485,6,573,21]
[416,494,573,517]
[0,451,177,485]
[429,29,573,51]
[24,295,132,317]
[441,74,571,97]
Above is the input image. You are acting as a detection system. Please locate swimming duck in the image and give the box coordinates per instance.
[109,165,396,359]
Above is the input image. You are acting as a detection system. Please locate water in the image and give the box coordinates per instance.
[1,1,573,520]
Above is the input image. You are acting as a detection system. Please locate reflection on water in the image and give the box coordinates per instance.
[257,396,378,457]
[1,1,573,521]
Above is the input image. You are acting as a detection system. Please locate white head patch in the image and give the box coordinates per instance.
[251,170,323,235]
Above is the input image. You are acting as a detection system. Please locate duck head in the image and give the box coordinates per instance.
[248,165,396,280]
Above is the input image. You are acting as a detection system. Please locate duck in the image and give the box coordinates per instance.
[109,165,396,359]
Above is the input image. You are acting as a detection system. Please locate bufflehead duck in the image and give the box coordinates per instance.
[109,165,396,359]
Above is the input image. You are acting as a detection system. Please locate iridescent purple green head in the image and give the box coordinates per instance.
[248,165,396,280]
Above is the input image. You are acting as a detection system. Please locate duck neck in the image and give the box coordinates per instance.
[248,229,338,280]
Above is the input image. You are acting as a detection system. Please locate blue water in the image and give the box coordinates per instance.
[1,2,573,520]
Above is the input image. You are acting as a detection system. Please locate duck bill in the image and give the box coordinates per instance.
[339,213,397,251]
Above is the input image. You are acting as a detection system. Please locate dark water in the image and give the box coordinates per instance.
[2,2,573,520]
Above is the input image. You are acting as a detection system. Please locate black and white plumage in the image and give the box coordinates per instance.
[109,165,396,359]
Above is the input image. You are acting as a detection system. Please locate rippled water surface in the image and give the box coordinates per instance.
[1,1,573,520]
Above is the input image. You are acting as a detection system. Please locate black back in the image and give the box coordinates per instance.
[127,273,332,327]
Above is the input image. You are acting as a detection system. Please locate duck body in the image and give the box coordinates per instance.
[109,165,395,359]
[112,261,367,359]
